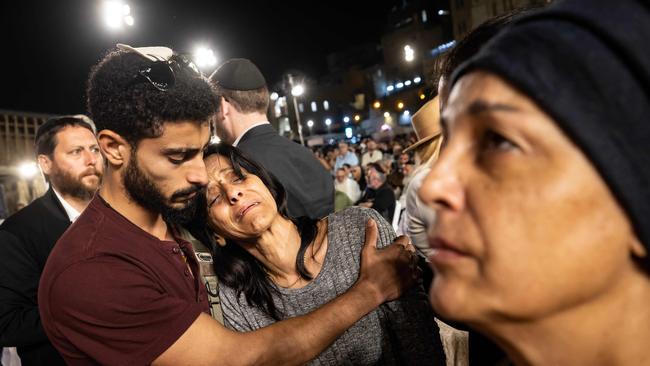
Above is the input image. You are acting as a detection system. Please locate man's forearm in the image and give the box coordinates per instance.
[247,281,381,366]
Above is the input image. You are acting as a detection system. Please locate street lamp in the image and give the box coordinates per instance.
[102,1,134,30]
[291,84,304,97]
[404,45,415,62]
[193,46,217,70]
[287,74,305,145]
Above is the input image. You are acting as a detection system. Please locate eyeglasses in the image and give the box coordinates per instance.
[128,54,201,92]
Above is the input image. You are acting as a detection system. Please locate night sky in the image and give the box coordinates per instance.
[1,0,399,115]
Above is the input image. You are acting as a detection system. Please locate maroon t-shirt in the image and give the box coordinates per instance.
[39,196,210,365]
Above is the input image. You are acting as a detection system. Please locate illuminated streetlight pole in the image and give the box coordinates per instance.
[287,74,305,146]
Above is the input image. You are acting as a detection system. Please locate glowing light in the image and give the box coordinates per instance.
[397,102,404,110]
[396,82,404,89]
[18,162,38,179]
[386,85,394,92]
[345,127,353,138]
[383,112,390,118]
[413,76,422,83]
[404,45,415,62]
[102,1,133,29]
[404,80,412,86]
[291,84,304,97]
[325,118,332,126]
[307,120,314,128]
[354,115,361,122]
[403,110,410,116]
[373,101,381,109]
[343,116,350,123]
[194,46,217,68]
[381,123,392,131]
[419,93,426,100]
[270,92,279,101]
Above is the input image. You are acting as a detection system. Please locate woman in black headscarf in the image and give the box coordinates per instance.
[419,0,650,365]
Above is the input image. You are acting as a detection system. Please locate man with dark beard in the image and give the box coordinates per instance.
[38,45,417,365]
[0,115,103,365]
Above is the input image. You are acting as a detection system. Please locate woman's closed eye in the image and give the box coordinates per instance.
[208,194,221,208]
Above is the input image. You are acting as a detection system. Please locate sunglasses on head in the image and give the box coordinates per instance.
[128,54,201,92]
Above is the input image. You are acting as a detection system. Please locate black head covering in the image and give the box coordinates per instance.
[209,58,266,90]
[452,0,650,253]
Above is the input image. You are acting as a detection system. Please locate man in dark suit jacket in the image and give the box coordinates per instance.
[209,58,333,219]
[0,115,103,365]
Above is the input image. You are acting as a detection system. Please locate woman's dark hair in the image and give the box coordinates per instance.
[188,143,319,320]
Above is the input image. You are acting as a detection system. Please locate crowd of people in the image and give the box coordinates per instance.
[1,0,649,365]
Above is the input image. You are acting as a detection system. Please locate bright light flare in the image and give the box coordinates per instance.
[307,120,314,128]
[325,118,332,126]
[102,1,133,29]
[18,162,38,179]
[194,47,217,68]
[291,84,305,97]
[404,45,415,62]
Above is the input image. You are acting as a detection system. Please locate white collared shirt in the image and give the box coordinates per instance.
[52,188,82,222]
[232,121,270,147]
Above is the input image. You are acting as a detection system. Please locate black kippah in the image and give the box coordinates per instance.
[452,0,650,254]
[209,58,266,90]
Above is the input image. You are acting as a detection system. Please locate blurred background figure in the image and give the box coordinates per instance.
[361,138,383,167]
[334,167,361,211]
[0,115,103,366]
[358,162,395,222]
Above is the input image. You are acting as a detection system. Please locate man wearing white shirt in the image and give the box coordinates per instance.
[0,115,103,365]
[210,58,333,219]
[334,167,361,204]
[334,141,359,171]
[361,139,383,167]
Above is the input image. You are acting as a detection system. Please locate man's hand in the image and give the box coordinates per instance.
[357,219,419,305]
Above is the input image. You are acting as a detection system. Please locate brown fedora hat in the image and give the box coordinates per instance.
[404,96,442,153]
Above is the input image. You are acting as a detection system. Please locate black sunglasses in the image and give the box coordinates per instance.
[128,54,201,92]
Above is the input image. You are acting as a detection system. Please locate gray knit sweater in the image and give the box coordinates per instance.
[219,207,445,365]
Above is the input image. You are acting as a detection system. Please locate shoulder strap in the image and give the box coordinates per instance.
[177,228,224,324]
